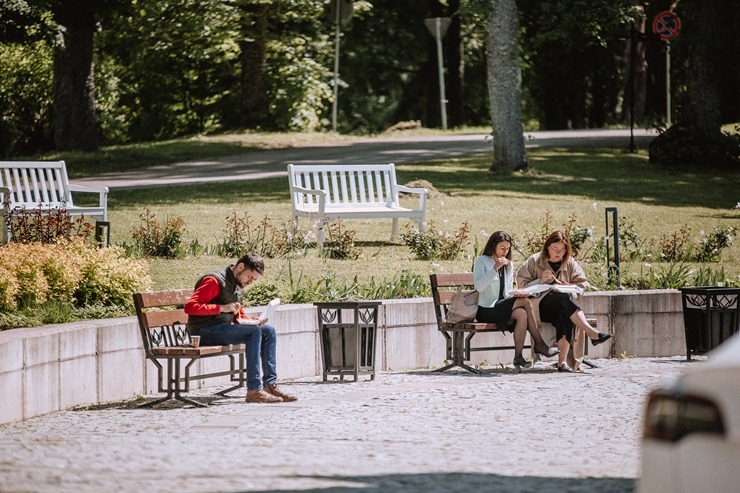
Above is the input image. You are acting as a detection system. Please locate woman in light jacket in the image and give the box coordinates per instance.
[516,230,611,372]
[474,231,558,370]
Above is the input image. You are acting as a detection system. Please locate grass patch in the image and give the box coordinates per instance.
[96,145,740,294]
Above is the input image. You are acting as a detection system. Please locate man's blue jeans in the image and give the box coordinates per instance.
[197,323,277,391]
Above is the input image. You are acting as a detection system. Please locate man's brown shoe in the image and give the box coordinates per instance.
[246,389,282,403]
[264,383,297,402]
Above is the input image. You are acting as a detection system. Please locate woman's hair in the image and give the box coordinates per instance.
[541,230,572,263]
[482,231,513,259]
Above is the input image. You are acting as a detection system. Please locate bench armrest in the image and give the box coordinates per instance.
[68,184,109,217]
[290,186,327,216]
[290,185,326,198]
[396,185,427,215]
[395,185,427,196]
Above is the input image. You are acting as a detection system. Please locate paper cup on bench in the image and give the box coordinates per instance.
[190,335,201,348]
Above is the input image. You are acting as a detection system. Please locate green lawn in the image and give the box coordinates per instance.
[94,142,740,293]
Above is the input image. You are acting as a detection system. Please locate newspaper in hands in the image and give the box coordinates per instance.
[237,298,281,325]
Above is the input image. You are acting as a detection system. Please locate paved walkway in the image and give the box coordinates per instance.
[0,355,699,493]
[74,129,657,190]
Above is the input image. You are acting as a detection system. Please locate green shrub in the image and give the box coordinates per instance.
[75,244,152,308]
[0,312,37,331]
[401,221,469,261]
[696,227,736,262]
[130,206,187,258]
[320,220,361,260]
[241,281,281,307]
[4,206,94,244]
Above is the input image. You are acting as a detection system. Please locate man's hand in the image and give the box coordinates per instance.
[221,302,241,314]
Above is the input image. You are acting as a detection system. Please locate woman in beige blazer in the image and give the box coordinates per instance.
[516,231,611,372]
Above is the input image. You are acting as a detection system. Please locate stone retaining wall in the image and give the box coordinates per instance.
[0,290,686,425]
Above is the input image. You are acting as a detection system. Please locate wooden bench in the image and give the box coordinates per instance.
[133,289,246,407]
[430,273,596,374]
[288,163,427,247]
[431,273,520,373]
[0,160,109,243]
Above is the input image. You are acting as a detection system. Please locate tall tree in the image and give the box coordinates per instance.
[649,0,740,167]
[238,1,270,128]
[50,0,100,151]
[487,0,527,171]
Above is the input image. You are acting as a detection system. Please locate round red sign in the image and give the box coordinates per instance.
[652,11,681,41]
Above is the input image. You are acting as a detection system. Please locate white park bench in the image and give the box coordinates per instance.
[287,163,427,247]
[1,160,109,243]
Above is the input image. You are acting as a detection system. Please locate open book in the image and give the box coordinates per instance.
[510,284,583,297]
[237,298,281,325]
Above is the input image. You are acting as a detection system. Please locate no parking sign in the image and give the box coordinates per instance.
[652,11,681,41]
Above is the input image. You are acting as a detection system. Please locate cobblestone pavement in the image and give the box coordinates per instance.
[0,356,698,493]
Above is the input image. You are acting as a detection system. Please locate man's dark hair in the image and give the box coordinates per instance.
[236,252,265,274]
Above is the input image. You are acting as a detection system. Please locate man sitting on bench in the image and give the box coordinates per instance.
[185,252,297,404]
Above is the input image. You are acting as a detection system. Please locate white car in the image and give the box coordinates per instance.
[638,333,740,493]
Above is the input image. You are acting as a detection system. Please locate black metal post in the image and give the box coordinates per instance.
[628,24,637,153]
[605,207,620,286]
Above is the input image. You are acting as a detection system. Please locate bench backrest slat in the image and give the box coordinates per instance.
[288,164,401,208]
[133,289,194,353]
[430,273,475,323]
[0,161,73,208]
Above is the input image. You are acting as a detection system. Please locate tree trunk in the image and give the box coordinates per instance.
[239,2,270,129]
[487,0,527,172]
[682,1,722,138]
[52,2,98,151]
[446,0,465,127]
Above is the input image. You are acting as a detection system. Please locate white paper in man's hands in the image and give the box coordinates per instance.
[237,298,281,325]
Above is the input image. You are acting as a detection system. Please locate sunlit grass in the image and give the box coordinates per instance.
[93,145,740,292]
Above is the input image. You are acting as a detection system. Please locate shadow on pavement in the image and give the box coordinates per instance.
[245,472,635,493]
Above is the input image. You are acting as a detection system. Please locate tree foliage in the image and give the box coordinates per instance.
[0,0,736,169]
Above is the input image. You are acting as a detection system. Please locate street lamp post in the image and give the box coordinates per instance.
[424,17,451,130]
[626,23,643,153]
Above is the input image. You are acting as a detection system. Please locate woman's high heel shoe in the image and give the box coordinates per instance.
[513,355,531,372]
[557,363,573,373]
[534,344,559,359]
[591,332,612,347]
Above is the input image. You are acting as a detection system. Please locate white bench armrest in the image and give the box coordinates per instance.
[67,184,110,194]
[395,185,427,196]
[67,184,109,218]
[291,186,326,197]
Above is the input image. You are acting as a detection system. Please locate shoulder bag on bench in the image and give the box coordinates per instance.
[447,289,479,323]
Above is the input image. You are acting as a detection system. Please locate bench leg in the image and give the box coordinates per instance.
[317,224,325,248]
[390,218,399,241]
[215,354,247,396]
[434,331,481,374]
[143,357,208,407]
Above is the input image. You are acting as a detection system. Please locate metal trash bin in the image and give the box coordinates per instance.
[679,287,740,360]
[314,301,381,381]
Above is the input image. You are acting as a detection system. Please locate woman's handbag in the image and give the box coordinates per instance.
[447,289,479,323]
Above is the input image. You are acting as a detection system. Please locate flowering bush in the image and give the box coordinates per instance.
[401,221,469,261]
[0,240,151,314]
[320,220,361,260]
[130,206,186,258]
